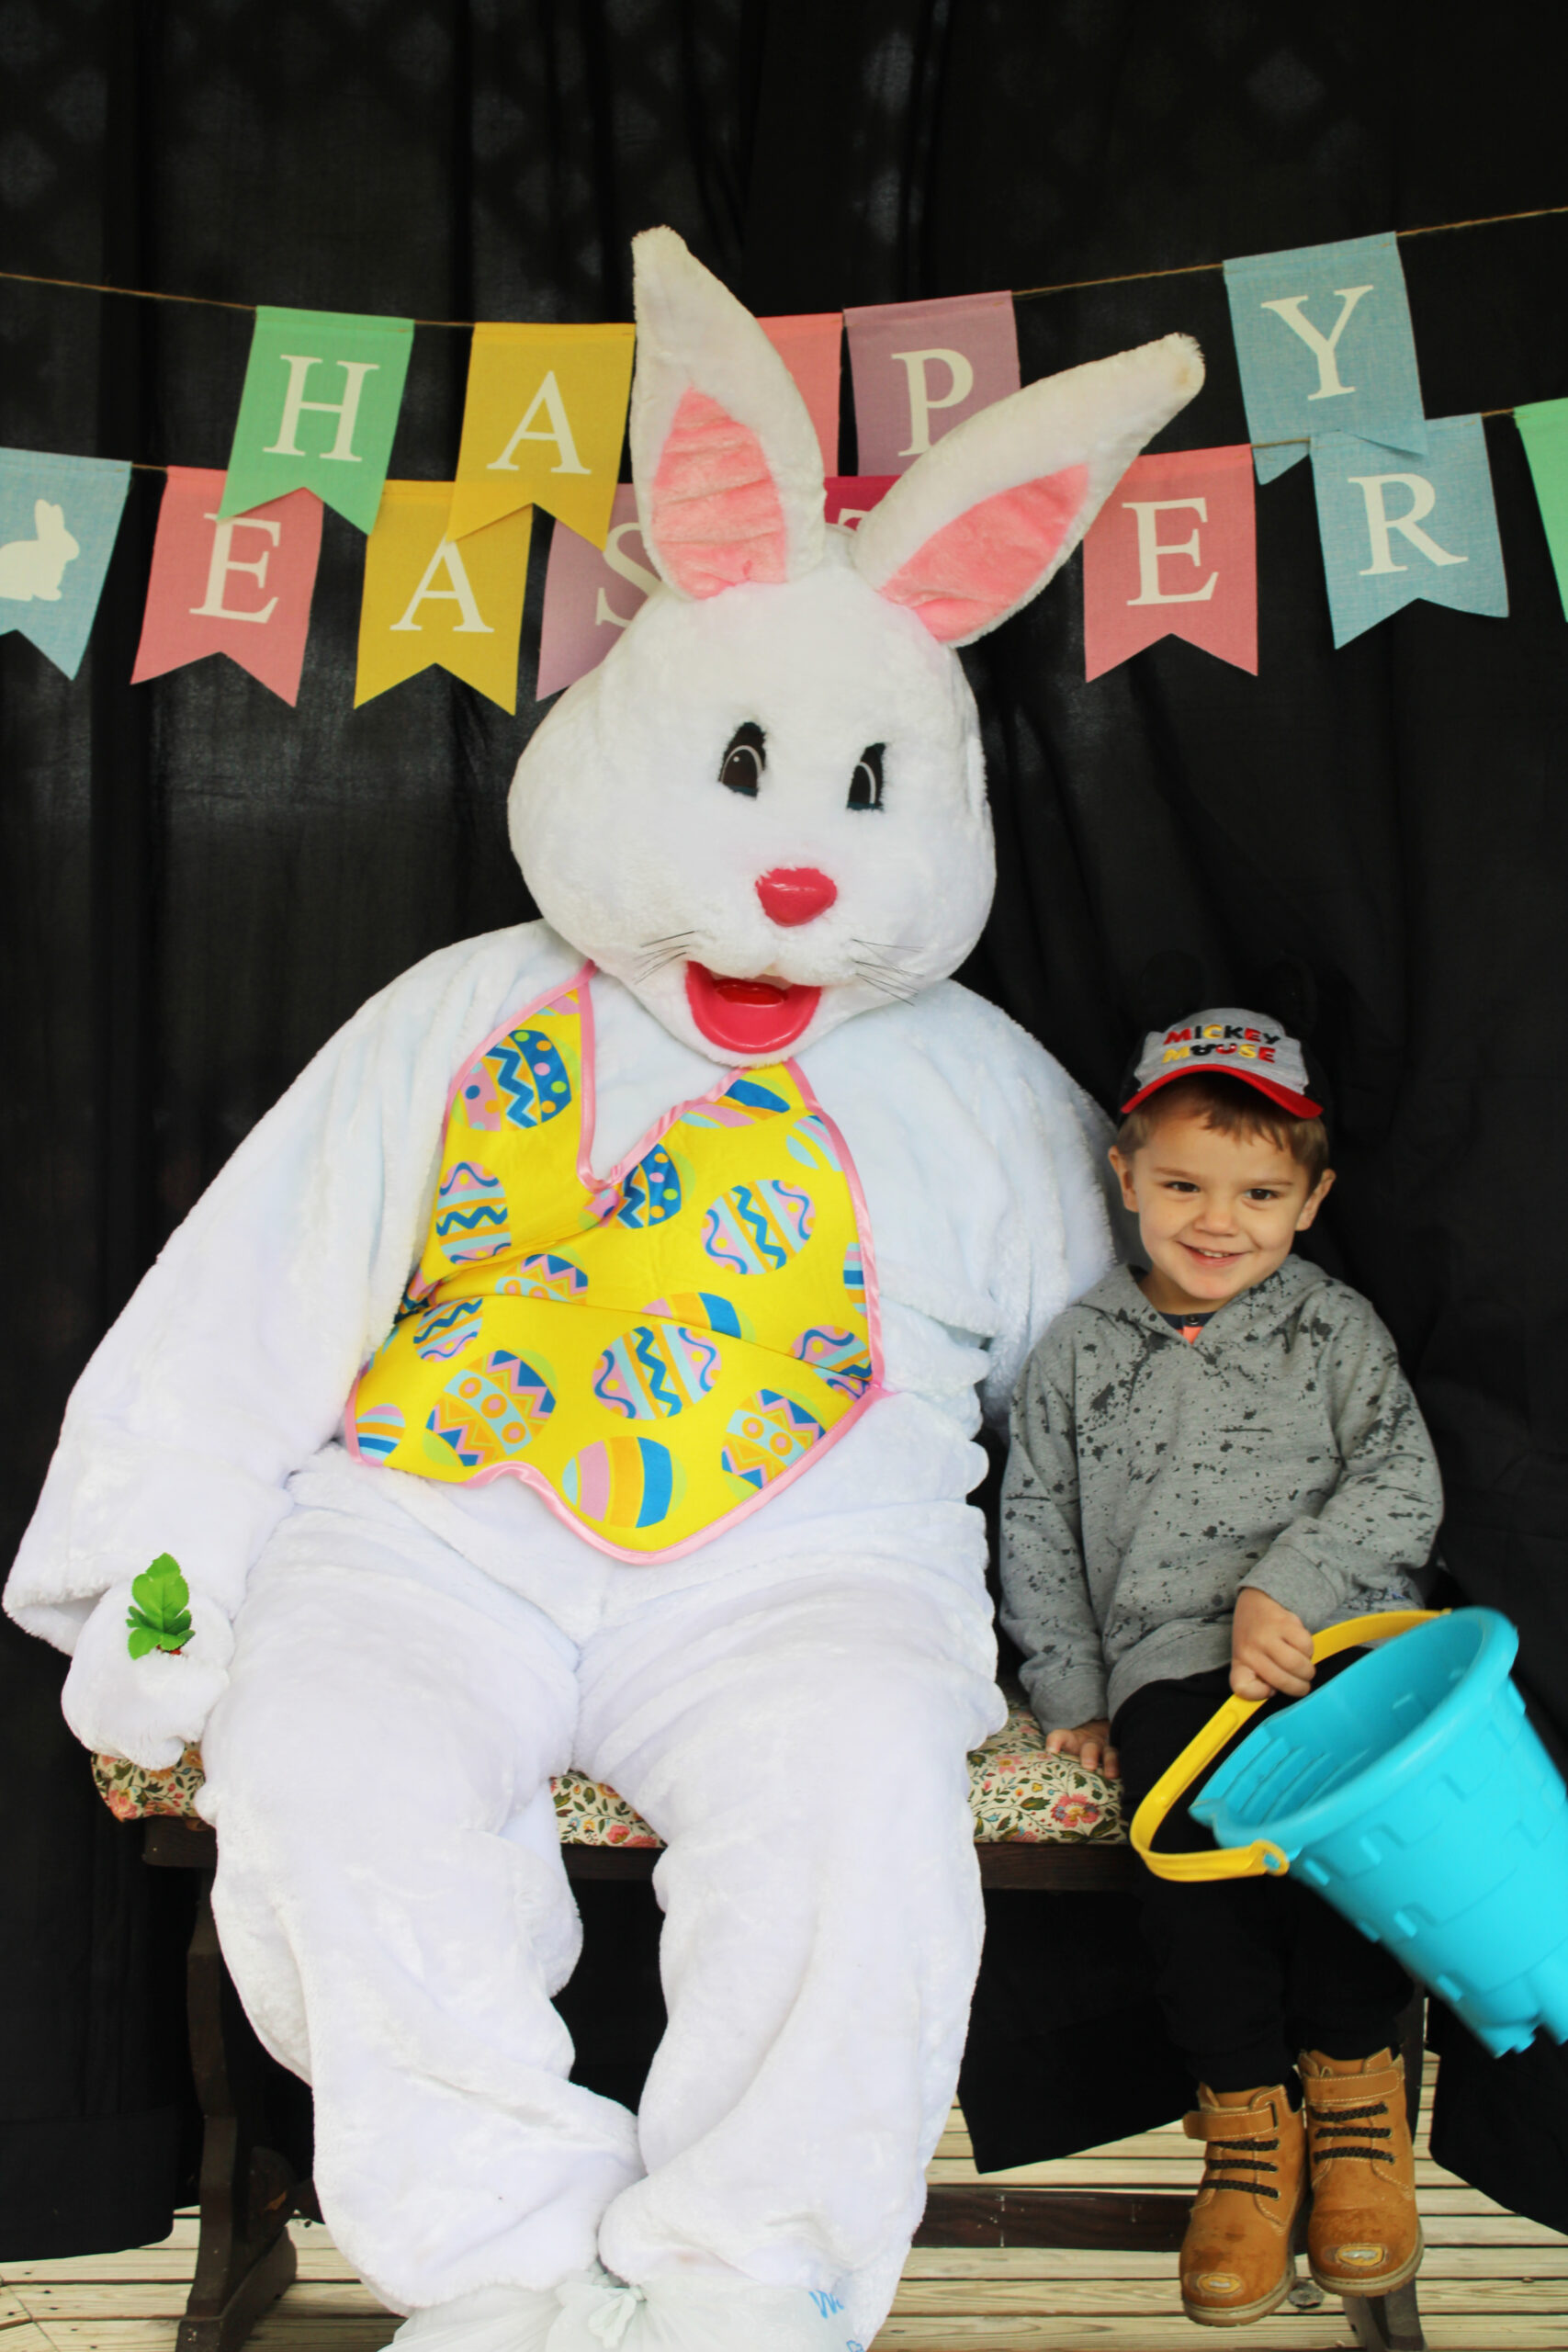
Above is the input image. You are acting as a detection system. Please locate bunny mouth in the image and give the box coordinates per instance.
[684,962,823,1055]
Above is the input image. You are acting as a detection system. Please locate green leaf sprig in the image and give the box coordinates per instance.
[126,1553,193,1660]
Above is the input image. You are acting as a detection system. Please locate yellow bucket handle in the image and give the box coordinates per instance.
[1128,1610,1443,1883]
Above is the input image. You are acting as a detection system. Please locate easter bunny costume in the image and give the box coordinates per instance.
[6,232,1201,2349]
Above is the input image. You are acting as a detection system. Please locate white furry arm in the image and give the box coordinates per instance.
[5,926,563,1656]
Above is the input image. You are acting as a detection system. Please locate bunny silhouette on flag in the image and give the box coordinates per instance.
[0,497,80,602]
[6,232,1201,2352]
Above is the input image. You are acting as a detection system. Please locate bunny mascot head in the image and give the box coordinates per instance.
[512,229,1202,1063]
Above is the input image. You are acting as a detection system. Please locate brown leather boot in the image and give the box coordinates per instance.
[1299,2048,1423,2297]
[1179,2083,1306,2325]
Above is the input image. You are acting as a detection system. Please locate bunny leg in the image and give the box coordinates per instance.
[197,1496,642,2318]
[577,1549,1002,2348]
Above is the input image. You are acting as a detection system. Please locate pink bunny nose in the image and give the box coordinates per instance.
[756,867,838,926]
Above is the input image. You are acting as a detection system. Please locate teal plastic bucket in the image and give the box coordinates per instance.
[1191,1610,1568,2056]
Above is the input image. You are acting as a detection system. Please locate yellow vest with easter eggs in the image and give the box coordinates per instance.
[346,968,882,1559]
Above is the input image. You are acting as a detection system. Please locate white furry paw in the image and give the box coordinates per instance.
[61,1580,232,1770]
[392,2282,564,2352]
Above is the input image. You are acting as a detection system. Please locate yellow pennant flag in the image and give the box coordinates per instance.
[355,481,533,712]
[447,322,636,547]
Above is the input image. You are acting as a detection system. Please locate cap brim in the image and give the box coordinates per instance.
[1122,1067,1322,1120]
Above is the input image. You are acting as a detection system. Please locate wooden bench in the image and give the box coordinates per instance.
[101,1701,1426,2352]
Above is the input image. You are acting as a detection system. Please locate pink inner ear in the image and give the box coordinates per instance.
[649,390,791,598]
[875,465,1090,642]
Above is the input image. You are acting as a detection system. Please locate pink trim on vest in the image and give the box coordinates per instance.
[648,389,791,598]
[876,465,1089,642]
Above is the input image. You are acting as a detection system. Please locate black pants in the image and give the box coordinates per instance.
[1113,1661,1412,2094]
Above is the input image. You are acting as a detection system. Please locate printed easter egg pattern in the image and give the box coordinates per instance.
[842,1244,866,1314]
[495,1251,589,1303]
[593,1323,723,1420]
[682,1076,792,1130]
[355,1399,406,1460]
[601,1143,683,1229]
[563,1432,683,1530]
[721,1388,825,1491]
[489,1024,574,1131]
[428,1349,557,1470]
[785,1114,842,1174]
[434,1161,511,1263]
[702,1180,815,1275]
[791,1325,873,1396]
[413,1296,485,1360]
[644,1290,752,1340]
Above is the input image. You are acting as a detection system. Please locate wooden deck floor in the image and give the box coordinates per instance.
[5,2075,1563,2351]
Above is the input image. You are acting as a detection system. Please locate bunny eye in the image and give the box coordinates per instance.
[719,722,765,797]
[847,743,886,812]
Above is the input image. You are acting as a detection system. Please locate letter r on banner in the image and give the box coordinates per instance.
[1347,474,1467,574]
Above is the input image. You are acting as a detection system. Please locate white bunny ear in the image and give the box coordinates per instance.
[630,227,826,599]
[851,334,1204,645]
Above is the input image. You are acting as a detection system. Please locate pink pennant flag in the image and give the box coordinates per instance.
[536,484,659,697]
[131,467,323,703]
[760,313,842,474]
[844,291,1021,475]
[1081,444,1257,682]
[825,476,895,529]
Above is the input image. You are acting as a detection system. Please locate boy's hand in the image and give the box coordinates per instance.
[1044,1720,1120,1779]
[1231,1588,1315,1701]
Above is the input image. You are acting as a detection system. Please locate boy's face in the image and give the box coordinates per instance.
[1109,1102,1334,1317]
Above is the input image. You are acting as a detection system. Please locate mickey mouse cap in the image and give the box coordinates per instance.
[1121,1007,1324,1121]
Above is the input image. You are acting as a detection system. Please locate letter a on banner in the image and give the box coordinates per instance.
[1081,446,1257,680]
[355,481,532,710]
[448,323,636,548]
[220,307,413,532]
[1224,233,1426,484]
[1309,415,1507,648]
[0,448,130,677]
[131,469,323,703]
[844,292,1020,476]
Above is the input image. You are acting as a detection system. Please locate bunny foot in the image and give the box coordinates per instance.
[546,2272,861,2351]
[391,2280,565,2352]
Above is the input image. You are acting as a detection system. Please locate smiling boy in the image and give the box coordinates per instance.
[999,1006,1443,2329]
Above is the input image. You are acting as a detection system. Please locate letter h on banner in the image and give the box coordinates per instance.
[220,307,413,533]
[1081,446,1257,680]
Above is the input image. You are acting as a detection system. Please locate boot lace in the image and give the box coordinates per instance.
[1306,2089,1394,2167]
[1203,2128,1281,2200]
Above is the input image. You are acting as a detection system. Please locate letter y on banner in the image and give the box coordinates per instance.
[1082,446,1256,680]
[220,307,413,531]
[449,322,636,547]
[131,469,322,702]
[1224,233,1426,483]
[1309,415,1506,647]
[356,481,532,710]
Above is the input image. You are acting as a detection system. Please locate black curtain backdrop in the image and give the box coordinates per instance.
[4,0,1566,2254]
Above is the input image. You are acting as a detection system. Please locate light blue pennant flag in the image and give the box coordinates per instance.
[1309,416,1507,649]
[0,448,131,677]
[1224,232,1427,484]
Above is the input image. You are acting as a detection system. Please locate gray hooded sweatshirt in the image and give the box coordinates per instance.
[999,1255,1443,1731]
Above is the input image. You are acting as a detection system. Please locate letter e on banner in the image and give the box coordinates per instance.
[1082,446,1257,681]
[132,468,323,703]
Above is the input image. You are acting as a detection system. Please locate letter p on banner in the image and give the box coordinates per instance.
[1082,446,1257,681]
[220,307,413,533]
[844,292,1020,475]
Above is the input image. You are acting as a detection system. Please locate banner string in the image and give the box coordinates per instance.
[2,198,1564,327]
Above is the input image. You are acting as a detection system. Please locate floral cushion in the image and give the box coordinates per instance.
[92,1688,1123,1848]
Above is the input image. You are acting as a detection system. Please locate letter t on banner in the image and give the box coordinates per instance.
[844,292,1020,475]
[1082,446,1257,681]
[1224,233,1426,484]
[220,307,413,531]
[448,323,636,548]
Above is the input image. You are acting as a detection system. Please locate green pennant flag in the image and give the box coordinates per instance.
[220,306,413,533]
[1516,399,1568,622]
